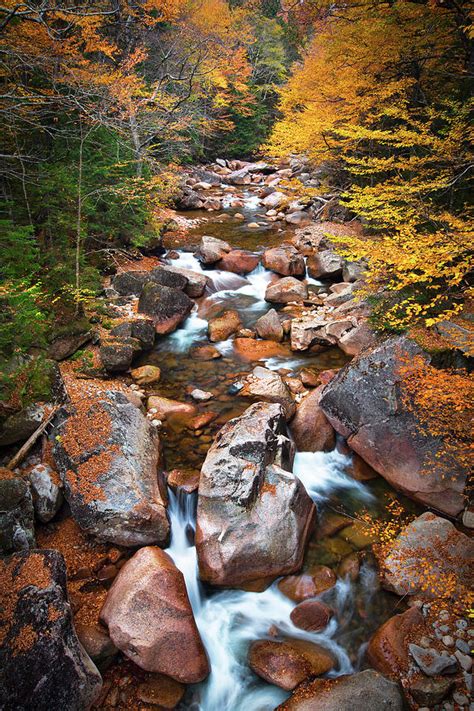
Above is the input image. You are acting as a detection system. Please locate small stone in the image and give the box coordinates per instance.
[190,388,213,402]
[419,636,433,648]
[456,619,468,630]
[452,691,469,705]
[409,644,458,676]
[442,635,454,646]
[455,638,470,654]
[454,649,472,671]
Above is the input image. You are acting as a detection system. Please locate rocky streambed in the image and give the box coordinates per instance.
[1,158,472,711]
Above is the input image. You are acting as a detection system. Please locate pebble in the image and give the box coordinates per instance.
[129,383,140,391]
[442,635,454,646]
[455,638,470,654]
[456,619,468,630]
[439,624,450,633]
[439,609,450,621]
[452,691,469,706]
[419,636,433,648]
[454,650,472,671]
[150,419,162,427]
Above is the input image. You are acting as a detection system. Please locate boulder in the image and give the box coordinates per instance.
[0,473,35,554]
[262,191,286,209]
[338,321,377,356]
[319,336,468,515]
[277,670,404,711]
[100,547,209,683]
[285,211,311,226]
[196,236,231,264]
[151,267,188,291]
[241,366,296,419]
[254,309,284,342]
[217,249,260,274]
[366,607,425,678]
[263,246,305,277]
[208,310,242,342]
[109,318,155,350]
[265,277,308,304]
[248,639,334,691]
[100,338,138,372]
[195,403,316,587]
[289,386,335,452]
[343,260,366,283]
[160,264,208,298]
[307,250,343,279]
[290,314,332,351]
[177,189,204,210]
[53,389,169,547]
[0,550,102,709]
[226,167,251,185]
[138,282,194,335]
[112,270,150,296]
[27,463,63,523]
[381,512,474,600]
[290,600,333,632]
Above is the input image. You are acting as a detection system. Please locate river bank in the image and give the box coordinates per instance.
[1,158,472,711]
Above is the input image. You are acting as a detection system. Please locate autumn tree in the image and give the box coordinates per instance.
[268,0,473,330]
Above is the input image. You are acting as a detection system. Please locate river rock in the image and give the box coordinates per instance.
[160,264,208,298]
[196,235,231,264]
[278,566,337,601]
[278,669,404,710]
[366,607,425,678]
[112,270,150,296]
[0,473,35,554]
[100,338,138,372]
[290,314,331,351]
[319,336,468,515]
[195,403,316,587]
[109,318,156,351]
[408,676,453,706]
[381,512,474,600]
[337,321,377,355]
[233,338,288,361]
[177,188,204,210]
[265,277,308,304]
[290,600,333,632]
[227,167,252,185]
[262,191,286,209]
[241,366,296,419]
[307,250,343,279]
[147,395,197,420]
[136,674,185,708]
[191,344,222,360]
[263,246,305,277]
[138,283,194,335]
[151,266,189,291]
[343,260,366,283]
[254,309,284,342]
[0,550,102,709]
[53,389,169,547]
[217,249,260,274]
[27,463,63,523]
[131,364,161,385]
[408,644,457,676]
[285,211,311,226]
[248,639,334,691]
[289,385,335,452]
[75,623,117,668]
[208,310,242,342]
[100,546,209,683]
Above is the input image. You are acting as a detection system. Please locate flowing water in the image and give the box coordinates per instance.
[137,185,416,709]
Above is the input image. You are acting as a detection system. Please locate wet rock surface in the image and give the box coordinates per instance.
[0,550,102,710]
[195,402,316,587]
[138,282,194,334]
[248,638,335,690]
[100,546,209,683]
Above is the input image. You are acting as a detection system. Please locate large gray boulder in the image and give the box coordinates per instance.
[278,670,404,710]
[195,403,316,587]
[0,474,35,555]
[138,282,193,334]
[319,337,468,515]
[0,550,102,710]
[53,389,169,547]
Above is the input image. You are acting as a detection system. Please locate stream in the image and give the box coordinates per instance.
[132,184,413,709]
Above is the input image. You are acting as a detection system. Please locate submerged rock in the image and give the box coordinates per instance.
[278,669,404,710]
[0,550,102,709]
[100,546,209,683]
[195,402,316,587]
[290,600,333,632]
[319,336,468,515]
[53,388,169,547]
[208,310,242,342]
